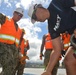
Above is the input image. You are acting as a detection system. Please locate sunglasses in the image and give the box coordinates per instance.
[32,4,42,20]
[32,9,37,20]
[15,11,23,18]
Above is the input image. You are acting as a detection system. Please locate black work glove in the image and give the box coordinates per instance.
[40,53,44,60]
[61,50,66,57]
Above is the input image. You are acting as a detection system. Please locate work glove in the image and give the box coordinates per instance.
[40,53,44,60]
[61,50,66,57]
[19,52,23,59]
[20,55,29,64]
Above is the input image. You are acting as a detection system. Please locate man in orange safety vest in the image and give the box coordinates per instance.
[40,33,59,75]
[60,31,71,68]
[0,7,24,75]
[61,31,71,57]
[14,29,30,75]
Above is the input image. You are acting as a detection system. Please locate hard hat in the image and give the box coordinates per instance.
[70,34,76,48]
[28,4,42,24]
[14,7,24,15]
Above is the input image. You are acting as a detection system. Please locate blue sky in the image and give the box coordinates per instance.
[0,0,51,63]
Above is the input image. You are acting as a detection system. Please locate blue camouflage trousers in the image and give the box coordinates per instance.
[0,43,19,75]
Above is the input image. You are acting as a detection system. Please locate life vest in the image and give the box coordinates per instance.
[61,33,71,50]
[45,33,53,49]
[20,39,29,54]
[0,18,22,47]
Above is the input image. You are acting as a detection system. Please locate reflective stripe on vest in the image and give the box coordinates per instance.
[0,34,15,41]
[15,38,19,45]
[64,43,70,50]
[0,34,19,45]
[0,18,22,47]
[64,43,70,48]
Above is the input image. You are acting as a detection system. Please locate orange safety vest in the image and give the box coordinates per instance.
[20,39,29,54]
[45,33,53,49]
[0,18,22,47]
[61,33,71,50]
[20,39,25,54]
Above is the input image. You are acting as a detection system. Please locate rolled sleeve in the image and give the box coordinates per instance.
[0,13,6,25]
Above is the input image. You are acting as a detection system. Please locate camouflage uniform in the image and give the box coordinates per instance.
[44,50,59,75]
[0,43,19,75]
[14,61,25,75]
[14,53,26,75]
[14,40,30,75]
[0,13,19,75]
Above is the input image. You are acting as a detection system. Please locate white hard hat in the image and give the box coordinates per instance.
[28,4,42,24]
[14,7,24,15]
